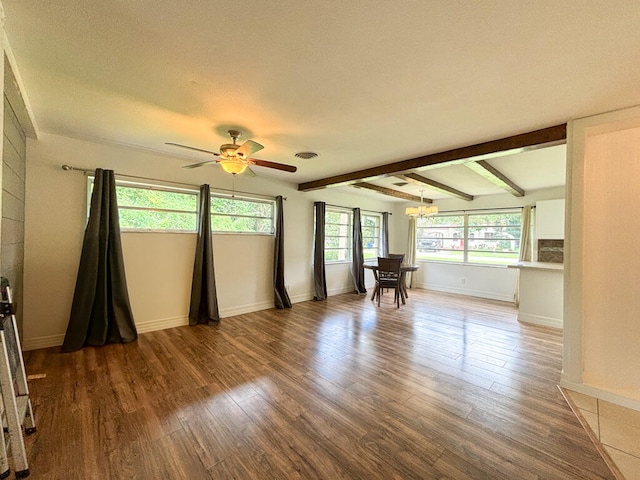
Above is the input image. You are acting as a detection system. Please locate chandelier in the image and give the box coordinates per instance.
[405,190,438,217]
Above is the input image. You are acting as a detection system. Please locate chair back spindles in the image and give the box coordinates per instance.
[375,257,402,308]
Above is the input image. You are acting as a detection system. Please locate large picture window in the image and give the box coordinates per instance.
[417,210,521,265]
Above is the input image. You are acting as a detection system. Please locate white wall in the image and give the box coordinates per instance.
[22,133,394,349]
[563,105,640,411]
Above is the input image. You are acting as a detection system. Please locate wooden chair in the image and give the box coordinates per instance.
[388,253,408,296]
[374,257,402,308]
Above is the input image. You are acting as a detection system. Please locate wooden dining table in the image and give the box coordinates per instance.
[363,262,419,304]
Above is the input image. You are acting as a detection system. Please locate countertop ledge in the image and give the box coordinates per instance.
[508,261,564,272]
[508,262,564,272]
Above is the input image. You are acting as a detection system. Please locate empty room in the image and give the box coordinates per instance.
[0,1,639,479]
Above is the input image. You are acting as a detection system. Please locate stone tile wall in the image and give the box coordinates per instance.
[538,239,564,263]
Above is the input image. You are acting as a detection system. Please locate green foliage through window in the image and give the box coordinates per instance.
[210,195,274,234]
[88,178,275,234]
[361,214,381,260]
[325,209,352,262]
[115,183,197,231]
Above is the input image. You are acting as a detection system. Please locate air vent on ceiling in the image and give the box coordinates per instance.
[295,151,318,159]
[393,182,409,187]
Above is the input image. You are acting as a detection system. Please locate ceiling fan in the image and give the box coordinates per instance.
[166,130,297,175]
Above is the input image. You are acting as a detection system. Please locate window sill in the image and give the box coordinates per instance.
[418,259,512,269]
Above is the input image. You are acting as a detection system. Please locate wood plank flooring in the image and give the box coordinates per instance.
[22,290,614,479]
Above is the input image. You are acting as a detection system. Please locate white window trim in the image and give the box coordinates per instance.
[324,206,353,264]
[209,192,276,235]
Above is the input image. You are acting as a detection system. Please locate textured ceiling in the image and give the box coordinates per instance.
[3,1,639,198]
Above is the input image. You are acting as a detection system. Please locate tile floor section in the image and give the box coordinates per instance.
[564,389,640,479]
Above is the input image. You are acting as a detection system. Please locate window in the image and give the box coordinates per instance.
[109,181,198,231]
[325,208,352,262]
[210,194,275,234]
[88,178,275,234]
[361,213,381,260]
[417,210,521,265]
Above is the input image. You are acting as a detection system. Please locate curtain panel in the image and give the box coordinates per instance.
[405,216,417,288]
[274,196,292,309]
[62,169,137,353]
[381,212,390,258]
[351,208,367,294]
[514,205,533,305]
[313,202,327,301]
[189,184,220,325]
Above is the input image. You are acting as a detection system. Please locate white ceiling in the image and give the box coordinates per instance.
[3,1,640,200]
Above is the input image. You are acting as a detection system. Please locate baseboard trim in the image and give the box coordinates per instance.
[415,282,515,303]
[22,334,65,351]
[135,315,188,334]
[559,379,640,412]
[21,287,369,351]
[517,312,563,329]
[220,301,276,318]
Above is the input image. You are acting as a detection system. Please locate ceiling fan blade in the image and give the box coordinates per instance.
[166,142,220,156]
[244,166,257,177]
[235,140,264,159]
[182,159,218,169]
[250,158,297,173]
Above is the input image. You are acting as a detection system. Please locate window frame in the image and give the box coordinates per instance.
[87,177,276,235]
[87,177,199,233]
[416,208,522,266]
[324,207,353,264]
[209,192,276,235]
[361,212,382,261]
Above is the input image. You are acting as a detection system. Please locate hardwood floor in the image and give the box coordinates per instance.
[22,290,614,479]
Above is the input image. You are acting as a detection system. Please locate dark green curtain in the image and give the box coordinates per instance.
[351,208,367,294]
[313,202,327,301]
[274,196,292,309]
[62,169,137,352]
[189,184,220,325]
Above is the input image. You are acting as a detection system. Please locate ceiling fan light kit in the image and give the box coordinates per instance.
[219,158,249,175]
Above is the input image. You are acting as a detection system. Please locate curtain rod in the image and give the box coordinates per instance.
[61,165,286,201]
[322,202,392,216]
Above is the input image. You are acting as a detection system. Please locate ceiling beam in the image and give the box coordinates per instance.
[400,173,474,201]
[298,124,566,191]
[352,183,431,203]
[465,160,525,197]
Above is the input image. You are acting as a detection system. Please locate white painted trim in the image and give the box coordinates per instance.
[289,292,314,303]
[517,312,562,330]
[22,334,65,351]
[560,379,640,413]
[415,282,515,303]
[135,315,188,334]
[327,286,358,297]
[220,301,275,318]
